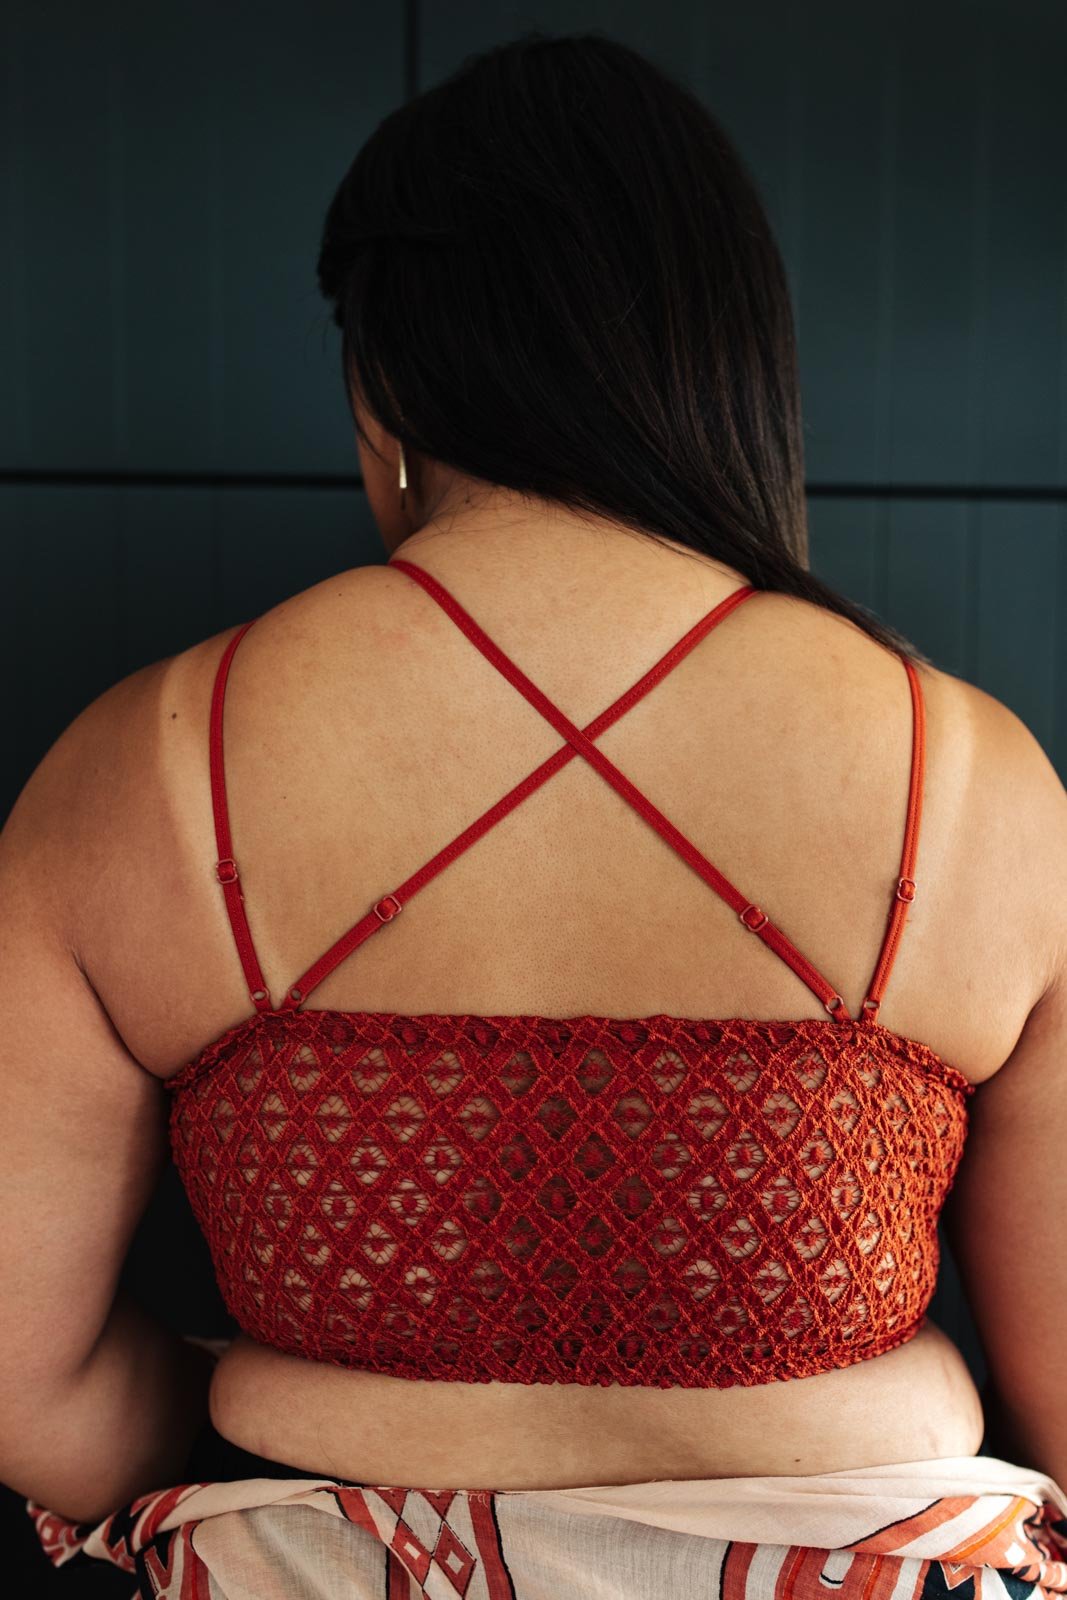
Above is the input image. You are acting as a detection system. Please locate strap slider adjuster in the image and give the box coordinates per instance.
[896,877,917,903]
[739,903,769,932]
[373,893,402,923]
[215,857,239,885]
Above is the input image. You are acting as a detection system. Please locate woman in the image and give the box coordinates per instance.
[5,29,1067,1600]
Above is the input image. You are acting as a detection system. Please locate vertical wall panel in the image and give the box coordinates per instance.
[0,4,30,464]
[6,4,122,470]
[885,501,972,676]
[886,3,991,487]
[104,4,229,474]
[785,1,897,485]
[806,498,884,618]
[978,8,1067,487]
[117,491,218,669]
[0,487,124,809]
[972,504,1061,750]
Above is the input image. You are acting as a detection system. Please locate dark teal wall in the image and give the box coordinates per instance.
[3,0,1065,1399]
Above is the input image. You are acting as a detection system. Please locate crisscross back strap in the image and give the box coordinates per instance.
[208,574,762,1013]
[379,560,851,1020]
[207,560,925,1027]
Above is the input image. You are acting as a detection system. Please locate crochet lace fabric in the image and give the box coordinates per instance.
[165,1009,973,1388]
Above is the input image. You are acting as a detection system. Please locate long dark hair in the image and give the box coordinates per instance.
[317,30,930,668]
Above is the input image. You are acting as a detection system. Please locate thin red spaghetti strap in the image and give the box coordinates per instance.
[281,581,762,1008]
[283,561,852,1023]
[859,654,926,1023]
[209,619,274,1013]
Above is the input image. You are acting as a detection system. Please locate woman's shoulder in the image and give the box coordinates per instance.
[743,589,1067,1043]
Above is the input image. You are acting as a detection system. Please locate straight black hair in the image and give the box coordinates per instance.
[317,30,931,669]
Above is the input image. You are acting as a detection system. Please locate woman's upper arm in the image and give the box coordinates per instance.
[941,700,1067,1482]
[0,676,169,1411]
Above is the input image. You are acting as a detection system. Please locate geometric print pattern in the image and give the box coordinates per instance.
[26,1461,1067,1599]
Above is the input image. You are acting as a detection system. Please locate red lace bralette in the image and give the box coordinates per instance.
[165,559,973,1388]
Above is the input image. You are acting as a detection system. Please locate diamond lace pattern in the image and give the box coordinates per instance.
[166,1010,973,1388]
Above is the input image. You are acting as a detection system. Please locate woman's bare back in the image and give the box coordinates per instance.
[68,543,1054,1488]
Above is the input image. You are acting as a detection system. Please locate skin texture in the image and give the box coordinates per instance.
[2,402,1066,1514]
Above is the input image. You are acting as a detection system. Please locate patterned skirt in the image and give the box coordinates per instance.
[25,1428,1067,1600]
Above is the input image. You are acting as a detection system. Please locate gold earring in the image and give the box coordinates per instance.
[398,442,407,510]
